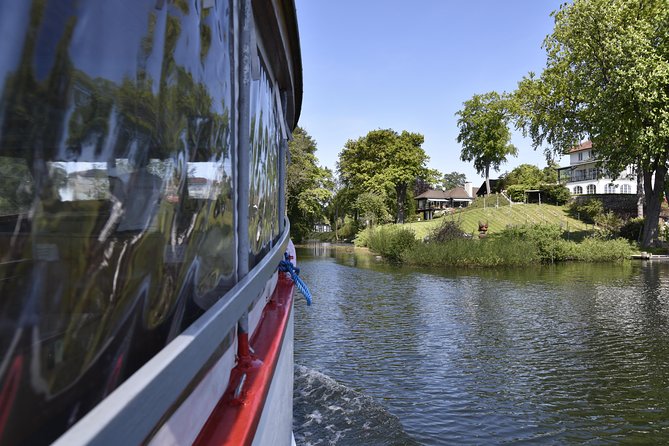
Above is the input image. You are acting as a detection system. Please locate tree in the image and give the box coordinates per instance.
[442,171,467,190]
[503,164,544,187]
[457,92,518,196]
[513,0,669,247]
[337,129,430,223]
[286,127,333,241]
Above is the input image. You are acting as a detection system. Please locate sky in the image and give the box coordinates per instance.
[294,0,569,186]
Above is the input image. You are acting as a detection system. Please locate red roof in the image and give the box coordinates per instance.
[569,140,592,153]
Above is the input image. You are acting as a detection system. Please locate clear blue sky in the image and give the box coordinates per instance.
[294,0,568,186]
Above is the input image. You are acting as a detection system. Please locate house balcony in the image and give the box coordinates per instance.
[557,168,599,184]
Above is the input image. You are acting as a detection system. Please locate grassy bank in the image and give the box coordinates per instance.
[404,203,590,240]
[356,223,635,267]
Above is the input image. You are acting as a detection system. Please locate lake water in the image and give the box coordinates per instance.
[292,243,669,445]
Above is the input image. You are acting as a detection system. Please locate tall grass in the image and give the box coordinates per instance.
[357,223,635,267]
[404,238,539,267]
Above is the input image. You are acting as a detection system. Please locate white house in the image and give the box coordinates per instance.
[556,141,637,195]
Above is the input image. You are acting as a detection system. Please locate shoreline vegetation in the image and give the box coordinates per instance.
[310,203,643,268]
[356,224,634,267]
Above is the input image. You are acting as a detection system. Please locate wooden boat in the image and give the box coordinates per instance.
[0,0,302,444]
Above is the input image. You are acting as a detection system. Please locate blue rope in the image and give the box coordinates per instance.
[279,253,312,305]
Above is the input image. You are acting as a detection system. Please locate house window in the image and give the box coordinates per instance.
[587,184,596,194]
[621,184,632,194]
[604,183,616,193]
[574,186,583,194]
[578,152,583,161]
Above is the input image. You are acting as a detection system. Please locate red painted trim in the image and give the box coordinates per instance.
[0,355,23,440]
[194,274,295,446]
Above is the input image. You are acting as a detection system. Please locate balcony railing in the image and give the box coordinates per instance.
[557,169,599,184]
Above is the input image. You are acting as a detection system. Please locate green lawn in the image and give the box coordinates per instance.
[403,204,592,239]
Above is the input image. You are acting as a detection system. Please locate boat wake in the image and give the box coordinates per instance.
[293,365,418,446]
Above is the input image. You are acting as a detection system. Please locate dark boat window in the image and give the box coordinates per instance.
[0,0,235,443]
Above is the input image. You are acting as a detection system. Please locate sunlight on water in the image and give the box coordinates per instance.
[294,243,669,445]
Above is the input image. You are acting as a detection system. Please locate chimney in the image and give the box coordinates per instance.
[464,181,473,197]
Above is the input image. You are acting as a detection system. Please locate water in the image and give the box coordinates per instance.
[293,243,669,445]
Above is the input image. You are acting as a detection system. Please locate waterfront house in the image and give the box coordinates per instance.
[556,141,636,195]
[415,182,478,220]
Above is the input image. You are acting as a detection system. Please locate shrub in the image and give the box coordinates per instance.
[356,226,417,262]
[568,198,604,223]
[619,217,644,242]
[594,211,623,238]
[429,219,467,243]
[540,184,571,205]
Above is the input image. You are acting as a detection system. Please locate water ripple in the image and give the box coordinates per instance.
[294,245,669,445]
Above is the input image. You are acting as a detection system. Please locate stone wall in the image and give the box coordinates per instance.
[572,194,639,219]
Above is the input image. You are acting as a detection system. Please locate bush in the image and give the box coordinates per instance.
[568,198,604,223]
[355,226,417,262]
[594,211,623,238]
[619,217,644,242]
[429,219,468,243]
[499,224,566,262]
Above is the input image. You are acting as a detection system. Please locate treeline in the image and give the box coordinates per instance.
[455,0,669,248]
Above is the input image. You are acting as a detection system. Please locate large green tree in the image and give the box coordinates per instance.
[442,171,467,190]
[286,127,333,241]
[457,92,518,196]
[337,129,430,223]
[503,163,545,187]
[514,0,669,247]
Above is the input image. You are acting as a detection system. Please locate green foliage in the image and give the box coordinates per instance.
[506,183,570,205]
[354,191,392,226]
[594,211,624,238]
[497,224,633,263]
[503,164,544,187]
[337,218,360,241]
[287,127,333,241]
[457,91,518,194]
[429,219,468,243]
[405,238,539,267]
[506,185,527,203]
[568,199,604,224]
[513,0,669,247]
[337,129,431,223]
[442,171,467,190]
[541,184,571,205]
[355,226,417,262]
[619,217,644,242]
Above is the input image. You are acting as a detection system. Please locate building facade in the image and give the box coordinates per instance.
[556,141,637,195]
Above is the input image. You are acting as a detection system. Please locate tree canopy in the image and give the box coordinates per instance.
[442,171,467,190]
[457,91,518,196]
[337,129,430,223]
[513,0,669,246]
[286,127,333,241]
[503,163,554,188]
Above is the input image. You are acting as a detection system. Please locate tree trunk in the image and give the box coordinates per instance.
[485,165,491,196]
[640,165,666,247]
[396,183,407,224]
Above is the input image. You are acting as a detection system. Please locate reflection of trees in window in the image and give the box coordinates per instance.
[0,157,33,215]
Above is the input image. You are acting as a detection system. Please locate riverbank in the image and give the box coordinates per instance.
[355,223,636,267]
